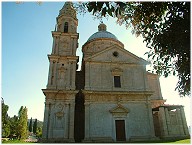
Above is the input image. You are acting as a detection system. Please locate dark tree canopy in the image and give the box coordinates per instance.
[29,117,33,132]
[33,119,37,134]
[75,2,190,96]
[2,101,10,137]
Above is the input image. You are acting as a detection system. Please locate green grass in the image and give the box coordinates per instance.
[173,139,190,143]
[130,139,191,144]
[2,139,35,144]
[2,138,190,144]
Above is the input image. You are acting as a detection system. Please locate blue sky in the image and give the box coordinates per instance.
[1,2,191,127]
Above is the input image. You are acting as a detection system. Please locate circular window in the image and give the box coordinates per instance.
[113,51,119,57]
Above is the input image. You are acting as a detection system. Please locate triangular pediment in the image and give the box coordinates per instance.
[84,44,149,65]
[109,104,129,114]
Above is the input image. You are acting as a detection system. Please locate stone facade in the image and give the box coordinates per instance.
[41,2,189,143]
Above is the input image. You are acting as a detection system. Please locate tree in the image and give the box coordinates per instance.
[36,127,42,138]
[9,115,19,139]
[29,117,33,132]
[17,106,28,139]
[33,119,37,134]
[1,99,10,137]
[75,2,190,96]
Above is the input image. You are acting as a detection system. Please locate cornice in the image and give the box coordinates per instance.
[48,55,79,62]
[52,31,79,38]
[42,89,78,100]
[83,37,124,48]
[82,90,153,96]
[84,60,146,66]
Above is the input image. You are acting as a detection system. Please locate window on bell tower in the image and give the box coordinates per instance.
[64,22,68,33]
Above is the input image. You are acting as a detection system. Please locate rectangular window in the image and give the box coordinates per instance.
[114,76,121,88]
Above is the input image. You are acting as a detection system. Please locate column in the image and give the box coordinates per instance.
[47,61,53,87]
[159,107,168,137]
[42,102,49,139]
[66,61,71,90]
[53,61,57,87]
[64,102,69,139]
[85,62,90,90]
[48,103,53,139]
[70,38,73,55]
[84,102,90,140]
[69,101,75,141]
[71,61,76,89]
[176,108,185,135]
[52,37,56,54]
[55,37,59,55]
[180,107,190,136]
[146,101,156,138]
[165,108,171,135]
[73,38,77,55]
[70,62,73,88]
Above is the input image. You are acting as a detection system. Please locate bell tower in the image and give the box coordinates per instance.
[42,2,78,142]
[47,2,79,90]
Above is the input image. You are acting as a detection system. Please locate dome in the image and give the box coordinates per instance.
[87,23,118,42]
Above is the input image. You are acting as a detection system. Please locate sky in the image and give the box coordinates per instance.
[1,1,191,127]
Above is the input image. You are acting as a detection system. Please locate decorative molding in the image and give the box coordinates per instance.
[83,90,152,103]
[55,111,64,119]
[109,104,129,117]
[151,100,166,108]
[111,67,123,76]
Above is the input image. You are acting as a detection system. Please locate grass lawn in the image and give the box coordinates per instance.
[130,138,191,144]
[2,138,190,144]
[173,139,190,143]
[2,139,35,144]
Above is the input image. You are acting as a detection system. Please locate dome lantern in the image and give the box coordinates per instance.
[98,23,107,31]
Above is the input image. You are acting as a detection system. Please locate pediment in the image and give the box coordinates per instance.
[110,104,129,114]
[84,44,149,65]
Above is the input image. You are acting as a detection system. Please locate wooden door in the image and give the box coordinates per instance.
[115,120,126,141]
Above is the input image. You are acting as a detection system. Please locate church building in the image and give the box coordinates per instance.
[41,2,189,143]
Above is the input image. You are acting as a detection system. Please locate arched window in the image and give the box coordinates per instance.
[64,22,68,33]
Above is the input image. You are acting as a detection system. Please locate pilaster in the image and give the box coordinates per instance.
[176,108,185,135]
[85,62,90,90]
[159,107,168,137]
[42,102,49,139]
[68,102,75,142]
[180,107,189,136]
[47,61,53,88]
[84,102,90,141]
[165,108,171,135]
[64,102,70,139]
[146,100,156,138]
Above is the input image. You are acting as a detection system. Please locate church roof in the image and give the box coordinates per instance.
[87,23,118,42]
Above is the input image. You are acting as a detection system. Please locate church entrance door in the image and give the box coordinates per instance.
[115,120,126,141]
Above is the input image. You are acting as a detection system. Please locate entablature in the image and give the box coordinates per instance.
[82,90,154,103]
[48,54,79,62]
[42,89,78,100]
[52,31,79,38]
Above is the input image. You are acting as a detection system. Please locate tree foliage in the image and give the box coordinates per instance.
[33,119,37,134]
[9,115,19,138]
[36,127,42,138]
[1,98,29,140]
[2,100,10,137]
[29,117,33,132]
[75,2,190,96]
[17,106,28,139]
